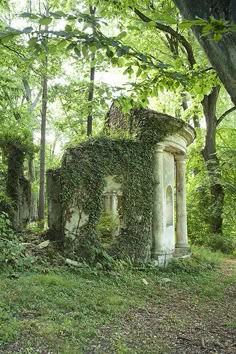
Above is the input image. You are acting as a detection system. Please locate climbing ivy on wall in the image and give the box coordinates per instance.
[59,110,184,263]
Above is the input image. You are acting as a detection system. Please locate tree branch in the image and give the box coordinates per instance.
[216,106,236,127]
[31,88,42,111]
[133,7,196,68]
[0,43,26,59]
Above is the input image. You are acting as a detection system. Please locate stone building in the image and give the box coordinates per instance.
[47,106,195,265]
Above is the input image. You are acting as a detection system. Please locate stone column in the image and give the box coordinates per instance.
[175,154,190,256]
[152,144,166,264]
[111,192,118,217]
[104,194,111,213]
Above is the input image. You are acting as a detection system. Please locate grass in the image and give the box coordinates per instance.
[0,246,235,353]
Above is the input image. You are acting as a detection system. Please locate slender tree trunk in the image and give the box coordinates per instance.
[38,0,49,226]
[201,86,224,234]
[38,62,48,225]
[86,6,96,136]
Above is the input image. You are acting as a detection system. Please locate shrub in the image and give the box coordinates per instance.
[0,212,32,272]
[0,192,14,219]
[166,246,224,274]
[206,233,236,254]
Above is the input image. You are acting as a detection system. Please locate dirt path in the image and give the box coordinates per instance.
[87,260,236,354]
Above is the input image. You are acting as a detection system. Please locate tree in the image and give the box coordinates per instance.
[173,0,236,106]
[101,1,230,234]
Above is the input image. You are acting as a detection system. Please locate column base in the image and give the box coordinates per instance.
[174,246,191,258]
[152,252,173,267]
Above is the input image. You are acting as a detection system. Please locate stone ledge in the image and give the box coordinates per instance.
[174,246,191,258]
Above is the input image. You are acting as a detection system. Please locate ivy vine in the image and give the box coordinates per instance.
[58,110,184,263]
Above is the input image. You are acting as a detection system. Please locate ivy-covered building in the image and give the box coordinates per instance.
[47,106,195,265]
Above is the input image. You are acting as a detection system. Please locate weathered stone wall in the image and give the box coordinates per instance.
[47,169,63,241]
[47,107,195,264]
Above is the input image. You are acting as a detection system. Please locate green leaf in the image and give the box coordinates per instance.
[28,37,38,47]
[178,21,193,30]
[117,31,127,40]
[0,34,14,43]
[23,27,33,34]
[82,45,88,58]
[66,42,76,51]
[89,45,97,53]
[147,21,156,28]
[214,33,222,41]
[74,46,81,57]
[65,24,72,32]
[56,40,67,50]
[39,17,52,26]
[106,49,114,58]
[21,12,38,19]
[51,10,65,18]
[111,57,118,65]
[117,57,126,67]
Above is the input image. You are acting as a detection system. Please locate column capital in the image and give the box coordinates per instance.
[154,143,165,153]
[175,154,186,162]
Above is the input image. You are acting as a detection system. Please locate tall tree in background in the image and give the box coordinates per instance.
[38,0,49,225]
[86,5,96,136]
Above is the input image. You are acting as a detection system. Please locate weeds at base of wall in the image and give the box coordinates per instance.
[0,212,33,272]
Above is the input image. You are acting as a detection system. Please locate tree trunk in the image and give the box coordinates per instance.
[38,67,48,225]
[86,6,96,136]
[38,1,49,227]
[87,64,95,136]
[201,86,224,234]
[173,0,236,106]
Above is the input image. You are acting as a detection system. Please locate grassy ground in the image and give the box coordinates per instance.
[0,247,235,354]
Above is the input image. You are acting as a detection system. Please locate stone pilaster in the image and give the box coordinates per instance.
[152,144,167,264]
[175,154,191,257]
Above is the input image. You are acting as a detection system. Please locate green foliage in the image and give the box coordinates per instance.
[187,128,236,253]
[96,213,120,249]
[0,192,14,217]
[186,131,211,244]
[206,233,236,254]
[0,212,32,272]
[166,246,224,274]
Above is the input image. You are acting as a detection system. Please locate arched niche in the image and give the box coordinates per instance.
[166,185,173,227]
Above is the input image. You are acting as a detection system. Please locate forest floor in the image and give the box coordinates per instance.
[0,248,235,354]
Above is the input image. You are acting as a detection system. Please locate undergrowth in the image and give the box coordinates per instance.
[0,212,32,272]
[0,243,234,353]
